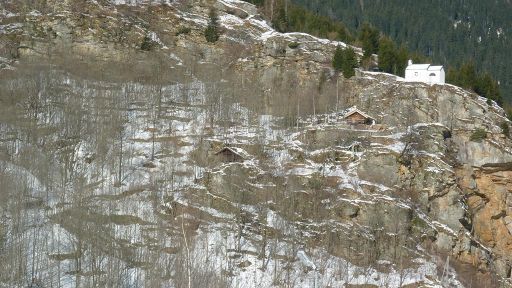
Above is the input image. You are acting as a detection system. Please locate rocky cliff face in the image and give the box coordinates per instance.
[1,0,511,287]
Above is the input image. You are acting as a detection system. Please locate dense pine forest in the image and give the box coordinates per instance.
[289,0,512,105]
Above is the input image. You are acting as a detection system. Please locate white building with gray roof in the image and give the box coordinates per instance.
[405,60,445,84]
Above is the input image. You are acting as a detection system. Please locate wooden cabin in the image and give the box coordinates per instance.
[215,147,248,163]
[343,107,375,125]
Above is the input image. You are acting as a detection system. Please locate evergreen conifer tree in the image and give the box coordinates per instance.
[332,46,358,78]
[359,23,379,58]
[458,61,477,89]
[395,45,409,77]
[332,46,344,71]
[205,8,220,43]
[378,37,397,74]
[341,47,358,78]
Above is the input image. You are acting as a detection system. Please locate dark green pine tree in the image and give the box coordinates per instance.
[140,35,155,51]
[476,73,503,105]
[341,47,358,78]
[378,36,397,74]
[332,46,358,78]
[395,45,409,77]
[446,66,461,87]
[359,23,380,59]
[332,45,344,71]
[458,61,477,90]
[448,62,503,105]
[205,8,220,43]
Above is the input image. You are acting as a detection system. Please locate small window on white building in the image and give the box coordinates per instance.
[414,72,418,76]
[429,73,436,76]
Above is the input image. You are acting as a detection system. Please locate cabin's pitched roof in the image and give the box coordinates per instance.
[215,147,251,159]
[343,107,374,120]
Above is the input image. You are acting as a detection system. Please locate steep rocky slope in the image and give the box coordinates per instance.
[0,0,511,287]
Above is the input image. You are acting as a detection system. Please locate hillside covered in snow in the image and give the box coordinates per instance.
[0,0,512,287]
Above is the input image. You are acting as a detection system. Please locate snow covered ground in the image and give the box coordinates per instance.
[4,0,506,286]
[0,68,469,287]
